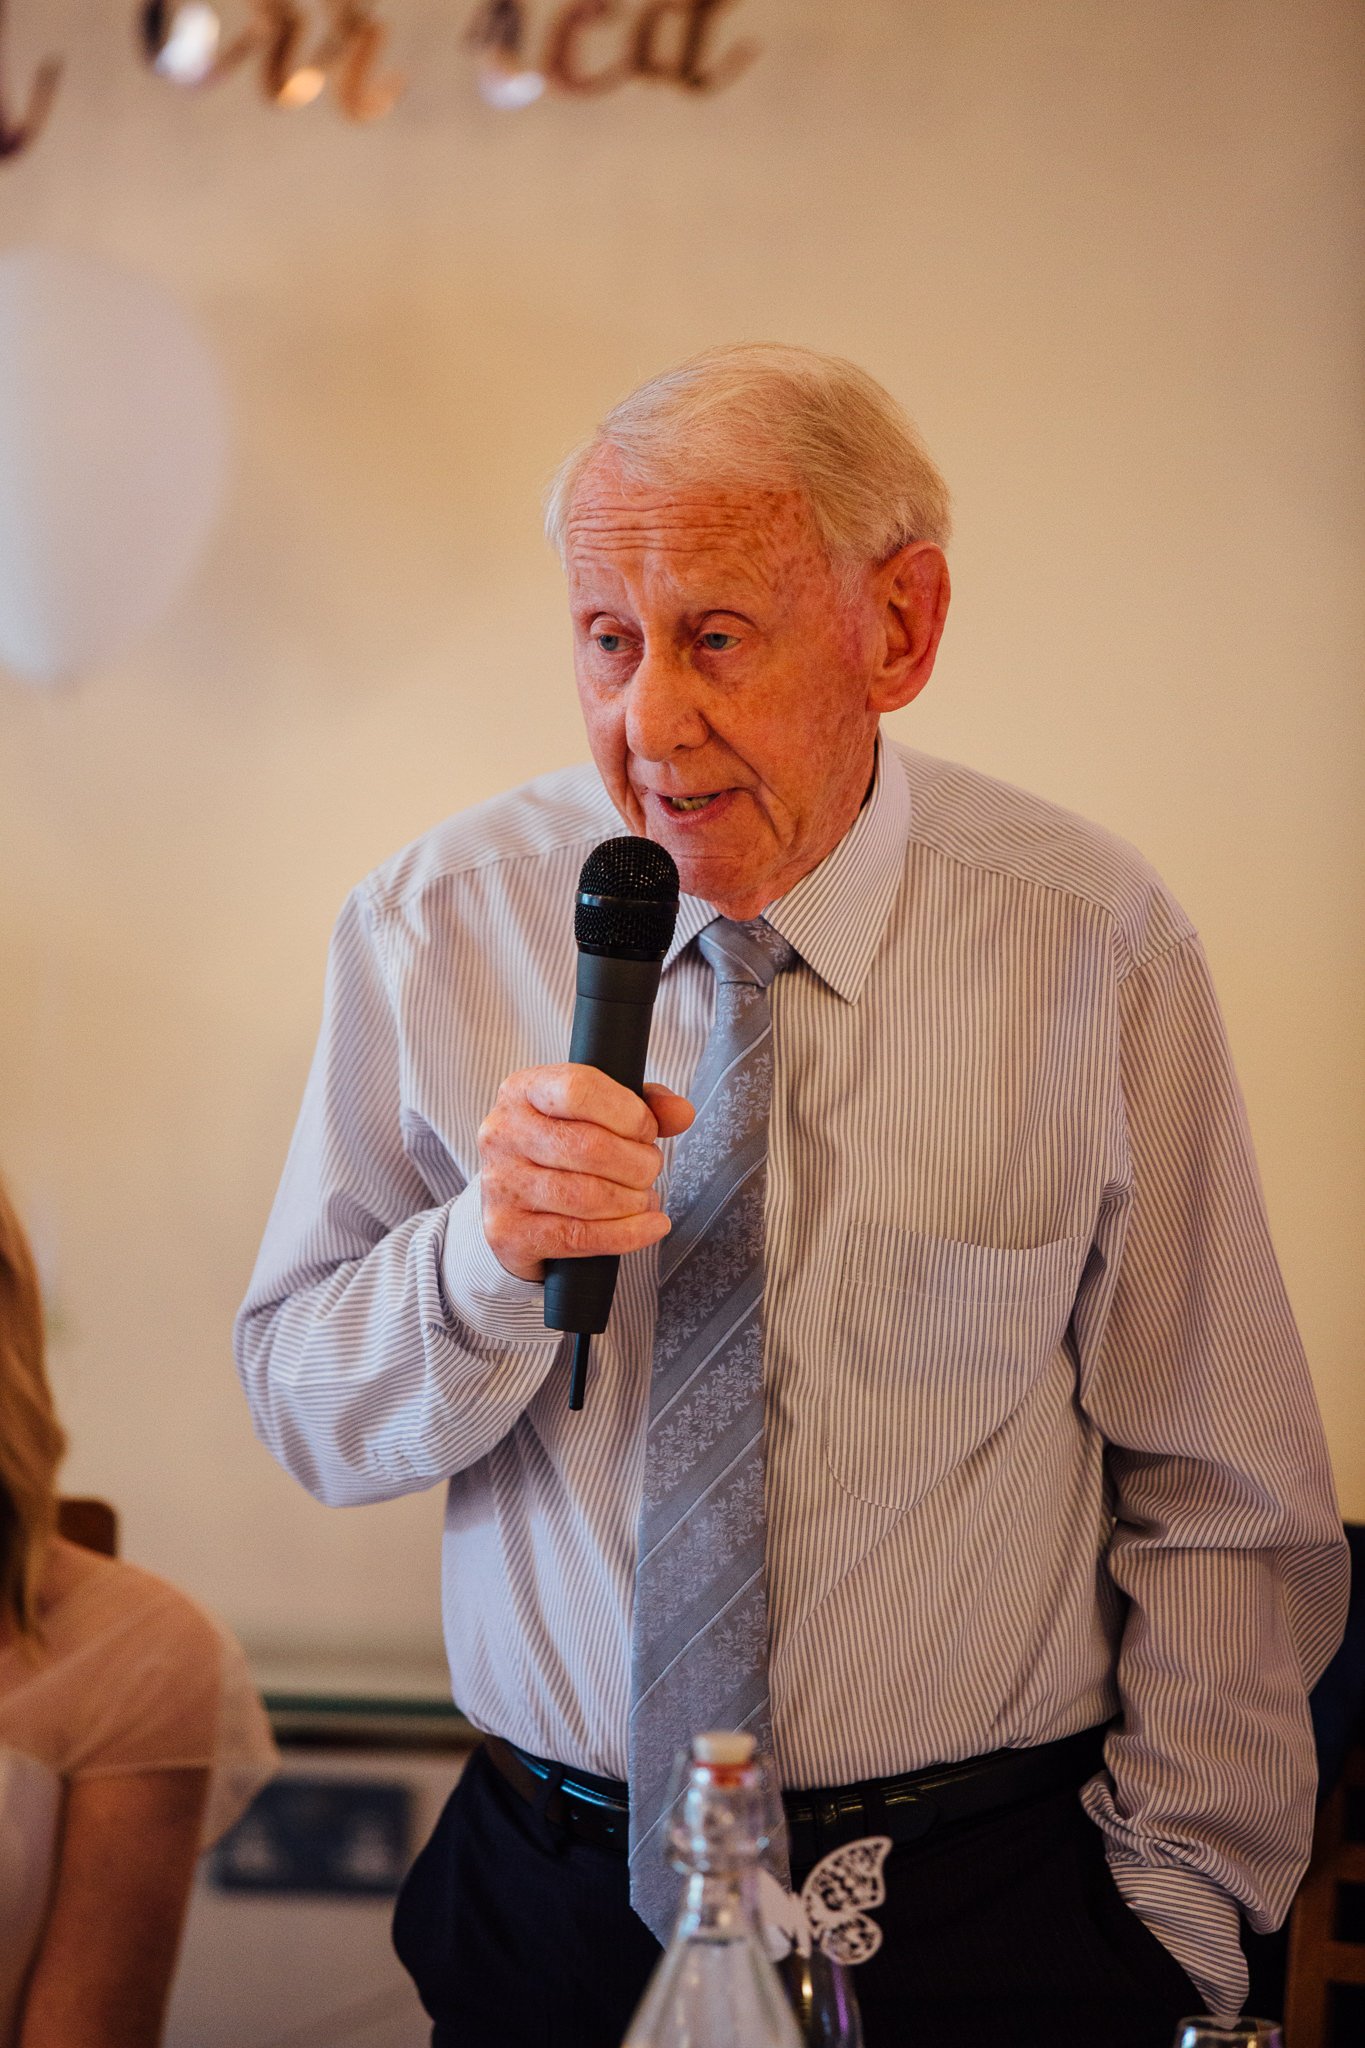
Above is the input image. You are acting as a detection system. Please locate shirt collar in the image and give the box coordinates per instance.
[662,732,912,1003]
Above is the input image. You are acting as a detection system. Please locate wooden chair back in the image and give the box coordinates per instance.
[1283,1740,1365,2045]
[56,1496,119,1558]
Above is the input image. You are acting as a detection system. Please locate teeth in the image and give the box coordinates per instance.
[669,794,714,811]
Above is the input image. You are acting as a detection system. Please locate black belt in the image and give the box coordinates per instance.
[483,1725,1108,1870]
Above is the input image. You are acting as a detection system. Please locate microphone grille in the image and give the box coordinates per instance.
[578,836,678,902]
[575,836,680,958]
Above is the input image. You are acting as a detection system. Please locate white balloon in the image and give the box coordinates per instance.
[0,247,229,685]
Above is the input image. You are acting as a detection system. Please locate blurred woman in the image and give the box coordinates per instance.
[0,1181,276,2047]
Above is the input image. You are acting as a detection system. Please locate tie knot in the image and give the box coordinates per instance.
[697,917,797,989]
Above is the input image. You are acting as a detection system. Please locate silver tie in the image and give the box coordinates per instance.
[628,915,797,1940]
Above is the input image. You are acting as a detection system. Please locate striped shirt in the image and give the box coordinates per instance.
[235,736,1347,2017]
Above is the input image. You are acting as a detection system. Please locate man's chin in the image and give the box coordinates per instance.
[621,793,773,913]
[666,851,772,919]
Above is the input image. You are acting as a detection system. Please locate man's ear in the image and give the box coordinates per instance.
[867,542,950,715]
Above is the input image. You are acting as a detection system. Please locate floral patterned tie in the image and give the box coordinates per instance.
[628,915,797,1940]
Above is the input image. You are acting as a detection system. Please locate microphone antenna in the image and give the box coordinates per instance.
[568,1333,593,1413]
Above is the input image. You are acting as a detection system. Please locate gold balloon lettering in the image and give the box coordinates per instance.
[312,0,403,119]
[0,0,757,169]
[205,0,402,120]
[464,0,525,63]
[542,0,630,97]
[469,0,757,99]
[0,0,61,159]
[630,0,754,92]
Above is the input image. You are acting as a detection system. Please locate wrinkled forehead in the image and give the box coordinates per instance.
[563,447,830,600]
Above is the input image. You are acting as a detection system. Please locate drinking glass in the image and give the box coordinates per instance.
[1172,2021,1284,2048]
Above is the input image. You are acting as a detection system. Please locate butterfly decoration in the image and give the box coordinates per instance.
[756,1834,892,1966]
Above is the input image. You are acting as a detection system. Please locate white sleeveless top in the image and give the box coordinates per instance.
[0,1543,276,2044]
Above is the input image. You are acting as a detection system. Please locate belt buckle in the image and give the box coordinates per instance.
[815,1791,845,1840]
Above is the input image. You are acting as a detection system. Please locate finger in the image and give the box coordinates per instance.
[516,1064,661,1141]
[514,1208,673,1267]
[512,1111,663,1190]
[642,1083,695,1139]
[518,1166,663,1222]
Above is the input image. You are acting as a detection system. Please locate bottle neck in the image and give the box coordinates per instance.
[674,1865,765,1944]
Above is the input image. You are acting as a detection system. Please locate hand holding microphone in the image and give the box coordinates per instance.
[476,836,692,1407]
[477,1067,690,1271]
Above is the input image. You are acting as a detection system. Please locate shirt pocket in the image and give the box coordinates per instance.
[823,1224,1089,1509]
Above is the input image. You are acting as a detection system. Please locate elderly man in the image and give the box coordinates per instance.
[236,345,1346,2048]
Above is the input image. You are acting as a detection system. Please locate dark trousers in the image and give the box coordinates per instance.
[393,1743,1201,2048]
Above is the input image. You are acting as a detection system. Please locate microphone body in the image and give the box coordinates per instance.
[542,951,665,1340]
[543,837,679,1407]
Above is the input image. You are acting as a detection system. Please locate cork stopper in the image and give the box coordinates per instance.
[692,1731,756,1766]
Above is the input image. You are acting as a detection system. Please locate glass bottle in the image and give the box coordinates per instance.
[776,1945,865,2047]
[622,1731,803,2048]
[1172,2024,1284,2048]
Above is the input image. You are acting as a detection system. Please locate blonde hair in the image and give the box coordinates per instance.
[0,1181,66,1640]
[544,342,952,575]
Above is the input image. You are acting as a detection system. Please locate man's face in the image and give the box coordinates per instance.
[565,453,883,919]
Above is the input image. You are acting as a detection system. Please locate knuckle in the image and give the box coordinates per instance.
[538,1063,577,1109]
[557,1216,594,1257]
[552,1119,593,1169]
[626,1145,661,1190]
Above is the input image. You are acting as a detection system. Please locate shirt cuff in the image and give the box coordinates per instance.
[1105,1853,1248,2022]
[440,1179,559,1347]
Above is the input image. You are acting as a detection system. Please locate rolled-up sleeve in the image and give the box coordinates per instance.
[1072,933,1348,2018]
[233,882,561,1507]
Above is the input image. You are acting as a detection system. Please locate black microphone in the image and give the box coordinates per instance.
[544,834,680,1411]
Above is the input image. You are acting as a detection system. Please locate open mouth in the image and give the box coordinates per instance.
[663,793,719,813]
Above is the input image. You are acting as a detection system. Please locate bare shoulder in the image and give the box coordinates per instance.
[42,1542,222,1669]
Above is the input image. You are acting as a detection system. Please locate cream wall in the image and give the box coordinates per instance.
[0,0,1360,1661]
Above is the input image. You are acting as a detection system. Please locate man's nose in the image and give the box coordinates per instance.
[623,646,707,761]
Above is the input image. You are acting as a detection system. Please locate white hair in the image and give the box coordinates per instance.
[544,343,951,574]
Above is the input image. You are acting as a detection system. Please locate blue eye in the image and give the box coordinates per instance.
[596,633,624,653]
[700,631,738,651]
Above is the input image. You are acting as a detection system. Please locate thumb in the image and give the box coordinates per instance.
[642,1083,696,1138]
